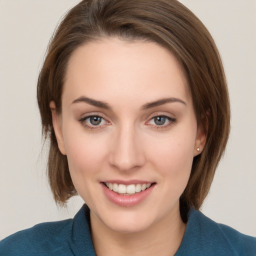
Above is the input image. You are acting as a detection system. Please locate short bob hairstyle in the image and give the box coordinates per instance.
[37,0,230,218]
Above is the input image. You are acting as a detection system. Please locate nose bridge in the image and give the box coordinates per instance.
[109,122,144,171]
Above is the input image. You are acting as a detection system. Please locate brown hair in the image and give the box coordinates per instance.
[37,0,230,218]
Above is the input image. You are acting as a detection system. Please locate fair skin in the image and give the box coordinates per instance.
[51,37,206,256]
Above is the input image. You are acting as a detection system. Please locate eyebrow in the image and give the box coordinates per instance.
[72,96,111,109]
[142,97,186,109]
[72,96,186,110]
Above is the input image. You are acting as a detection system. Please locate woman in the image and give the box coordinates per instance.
[0,0,255,255]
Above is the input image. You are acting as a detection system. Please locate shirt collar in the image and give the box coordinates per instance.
[69,204,96,256]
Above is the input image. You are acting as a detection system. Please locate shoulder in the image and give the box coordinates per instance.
[0,205,96,256]
[216,219,256,255]
[177,209,256,256]
[0,219,73,256]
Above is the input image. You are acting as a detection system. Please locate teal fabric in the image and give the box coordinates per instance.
[1,205,255,255]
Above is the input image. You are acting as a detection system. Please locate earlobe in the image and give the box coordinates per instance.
[50,101,66,155]
[194,124,207,156]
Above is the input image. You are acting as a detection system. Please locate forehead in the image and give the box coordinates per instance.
[63,37,191,107]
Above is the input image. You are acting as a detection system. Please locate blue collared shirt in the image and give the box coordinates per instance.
[1,205,256,255]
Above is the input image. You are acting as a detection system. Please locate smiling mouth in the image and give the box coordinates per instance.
[103,182,155,195]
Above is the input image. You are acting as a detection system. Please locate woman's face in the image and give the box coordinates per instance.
[52,37,205,234]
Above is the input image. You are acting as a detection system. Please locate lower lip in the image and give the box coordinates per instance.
[101,183,155,207]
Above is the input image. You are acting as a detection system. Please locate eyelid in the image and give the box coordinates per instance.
[145,112,176,128]
[79,112,111,129]
[78,111,176,129]
[146,111,176,121]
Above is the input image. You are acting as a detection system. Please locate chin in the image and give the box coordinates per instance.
[108,218,153,234]
[97,207,157,234]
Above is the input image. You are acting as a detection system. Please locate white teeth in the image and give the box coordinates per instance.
[113,183,119,192]
[126,184,136,194]
[108,183,113,190]
[118,184,126,194]
[141,184,147,190]
[135,184,142,193]
[105,183,152,195]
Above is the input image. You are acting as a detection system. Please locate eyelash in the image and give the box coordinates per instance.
[79,114,109,129]
[79,114,176,130]
[146,115,176,129]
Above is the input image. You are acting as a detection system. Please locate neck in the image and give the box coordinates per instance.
[90,206,186,256]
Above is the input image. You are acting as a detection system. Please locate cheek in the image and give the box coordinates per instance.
[151,142,194,176]
[63,131,110,206]
[146,128,196,183]
[63,128,109,184]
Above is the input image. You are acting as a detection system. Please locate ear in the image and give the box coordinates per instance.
[194,122,207,156]
[50,101,66,155]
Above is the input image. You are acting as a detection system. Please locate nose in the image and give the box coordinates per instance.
[109,124,146,171]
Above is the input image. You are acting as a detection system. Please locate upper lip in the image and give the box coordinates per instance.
[101,180,154,185]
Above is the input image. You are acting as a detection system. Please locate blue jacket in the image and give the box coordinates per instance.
[1,205,256,255]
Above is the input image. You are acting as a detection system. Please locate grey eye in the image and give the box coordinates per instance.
[89,116,102,126]
[79,114,108,129]
[153,116,168,126]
